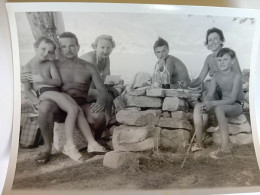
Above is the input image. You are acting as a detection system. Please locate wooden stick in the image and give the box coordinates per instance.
[181,130,196,169]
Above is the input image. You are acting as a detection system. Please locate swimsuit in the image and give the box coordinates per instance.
[36,87,61,98]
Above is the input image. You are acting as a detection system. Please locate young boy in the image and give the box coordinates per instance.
[192,48,244,159]
[22,36,106,163]
[152,37,191,89]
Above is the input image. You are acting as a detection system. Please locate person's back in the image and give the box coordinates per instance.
[166,55,191,88]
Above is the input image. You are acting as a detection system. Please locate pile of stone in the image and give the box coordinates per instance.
[208,114,253,146]
[103,88,197,169]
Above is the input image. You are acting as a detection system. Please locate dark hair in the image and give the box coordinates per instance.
[205,27,225,45]
[59,32,79,45]
[34,36,56,50]
[153,37,169,50]
[217,48,236,59]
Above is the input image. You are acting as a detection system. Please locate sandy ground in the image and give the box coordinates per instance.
[12,143,260,191]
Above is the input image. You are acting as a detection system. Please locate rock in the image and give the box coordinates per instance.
[112,125,160,152]
[243,82,249,92]
[243,102,250,112]
[242,69,250,83]
[212,132,253,145]
[127,88,146,96]
[113,96,127,112]
[164,89,191,99]
[158,117,193,130]
[116,109,161,126]
[160,129,190,151]
[244,92,249,101]
[125,107,141,111]
[171,111,190,120]
[207,122,251,135]
[125,94,163,108]
[162,111,171,118]
[103,151,139,169]
[230,133,253,145]
[53,122,88,152]
[146,88,164,97]
[162,97,188,111]
[227,114,247,125]
[228,122,251,135]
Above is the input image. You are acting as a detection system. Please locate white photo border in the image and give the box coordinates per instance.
[4,2,260,195]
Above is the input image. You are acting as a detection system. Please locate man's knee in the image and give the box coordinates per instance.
[214,105,225,117]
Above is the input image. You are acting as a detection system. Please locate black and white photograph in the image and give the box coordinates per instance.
[4,2,260,194]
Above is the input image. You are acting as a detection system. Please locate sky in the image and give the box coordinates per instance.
[16,11,255,83]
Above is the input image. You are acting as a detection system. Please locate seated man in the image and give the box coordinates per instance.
[36,32,108,164]
[153,37,191,89]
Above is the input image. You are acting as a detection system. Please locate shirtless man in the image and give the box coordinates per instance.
[153,37,191,89]
[36,32,108,163]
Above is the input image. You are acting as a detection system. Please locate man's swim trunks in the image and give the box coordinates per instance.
[36,87,61,98]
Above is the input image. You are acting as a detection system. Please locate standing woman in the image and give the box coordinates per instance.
[81,35,118,124]
[190,27,241,97]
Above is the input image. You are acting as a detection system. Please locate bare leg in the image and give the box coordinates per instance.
[37,99,58,163]
[193,103,207,145]
[40,92,79,147]
[82,104,106,140]
[214,104,243,152]
[105,93,114,124]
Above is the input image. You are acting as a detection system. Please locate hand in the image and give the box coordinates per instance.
[90,102,104,113]
[26,73,44,83]
[201,101,215,112]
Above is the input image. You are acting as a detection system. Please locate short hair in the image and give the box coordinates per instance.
[205,27,225,45]
[92,34,116,49]
[34,36,56,50]
[153,37,169,50]
[217,48,236,59]
[59,32,79,45]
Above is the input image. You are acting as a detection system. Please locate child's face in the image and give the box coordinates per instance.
[154,45,169,60]
[59,37,80,59]
[207,32,222,52]
[217,53,234,71]
[95,39,113,59]
[35,41,55,61]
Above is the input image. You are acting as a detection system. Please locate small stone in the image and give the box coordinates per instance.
[162,97,188,111]
[146,88,164,97]
[158,117,193,130]
[171,111,190,120]
[103,151,139,169]
[227,114,247,125]
[125,94,163,108]
[160,129,190,151]
[116,109,161,126]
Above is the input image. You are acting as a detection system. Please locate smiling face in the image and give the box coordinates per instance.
[59,37,80,59]
[95,39,113,59]
[217,53,234,71]
[207,32,223,52]
[35,40,55,61]
[154,45,169,60]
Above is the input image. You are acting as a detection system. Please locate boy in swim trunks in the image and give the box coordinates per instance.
[192,48,244,159]
[22,36,106,162]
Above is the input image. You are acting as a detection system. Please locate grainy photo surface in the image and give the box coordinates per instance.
[6,3,260,194]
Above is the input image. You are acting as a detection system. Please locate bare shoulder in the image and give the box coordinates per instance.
[80,50,96,64]
[168,55,185,65]
[78,58,97,72]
